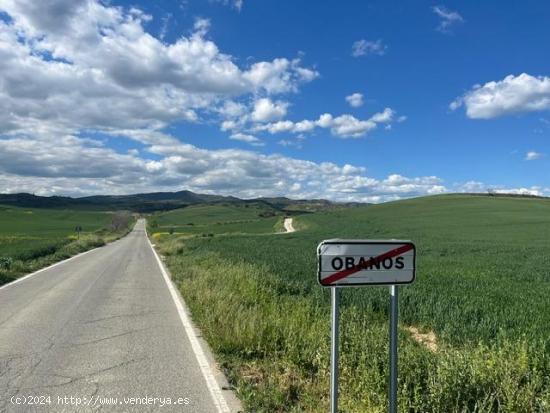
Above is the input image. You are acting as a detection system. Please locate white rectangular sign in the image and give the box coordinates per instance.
[317,240,416,287]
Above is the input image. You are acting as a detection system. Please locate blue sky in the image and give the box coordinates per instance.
[0,0,548,201]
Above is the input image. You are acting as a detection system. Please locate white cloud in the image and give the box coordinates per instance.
[278,139,302,149]
[370,108,395,123]
[0,0,503,204]
[494,187,544,196]
[456,181,548,197]
[330,115,377,137]
[0,127,450,202]
[351,39,387,57]
[451,73,550,119]
[254,108,402,138]
[432,5,463,33]
[278,134,306,149]
[218,100,247,119]
[345,93,364,108]
[213,0,243,11]
[2,123,543,202]
[0,0,318,139]
[0,135,146,179]
[456,181,486,193]
[243,58,319,94]
[0,0,326,169]
[193,17,211,36]
[317,113,333,128]
[229,133,264,146]
[292,120,316,133]
[525,151,544,161]
[259,120,294,134]
[220,120,238,131]
[251,98,288,122]
[159,13,172,40]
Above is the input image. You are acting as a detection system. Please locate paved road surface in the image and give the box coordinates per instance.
[0,220,228,412]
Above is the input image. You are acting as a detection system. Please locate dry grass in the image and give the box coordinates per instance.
[406,326,438,352]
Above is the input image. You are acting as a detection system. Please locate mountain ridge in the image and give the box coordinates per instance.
[0,191,360,213]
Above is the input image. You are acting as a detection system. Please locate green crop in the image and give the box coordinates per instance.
[154,195,550,412]
[0,206,133,285]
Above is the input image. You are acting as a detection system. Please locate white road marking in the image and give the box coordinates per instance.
[0,245,102,291]
[145,227,231,413]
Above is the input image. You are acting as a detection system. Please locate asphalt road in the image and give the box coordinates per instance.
[0,220,228,412]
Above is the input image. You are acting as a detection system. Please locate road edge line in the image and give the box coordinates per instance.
[145,228,234,413]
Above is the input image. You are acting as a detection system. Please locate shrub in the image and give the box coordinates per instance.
[0,257,13,270]
[110,211,132,231]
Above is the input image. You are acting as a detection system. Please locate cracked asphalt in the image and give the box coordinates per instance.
[0,220,218,412]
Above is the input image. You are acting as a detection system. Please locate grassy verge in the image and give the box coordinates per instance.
[157,238,549,412]
[152,195,550,412]
[0,210,135,286]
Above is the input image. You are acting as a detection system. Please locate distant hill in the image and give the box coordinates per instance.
[0,191,362,213]
[463,192,548,200]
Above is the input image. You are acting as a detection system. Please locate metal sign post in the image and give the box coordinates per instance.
[330,287,340,413]
[389,285,398,413]
[317,239,416,413]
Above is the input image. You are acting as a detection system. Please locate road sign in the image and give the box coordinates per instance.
[317,239,416,413]
[317,239,416,287]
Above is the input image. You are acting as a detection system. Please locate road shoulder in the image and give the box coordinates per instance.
[146,226,243,413]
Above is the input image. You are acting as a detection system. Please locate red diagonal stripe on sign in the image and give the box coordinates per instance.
[321,244,414,286]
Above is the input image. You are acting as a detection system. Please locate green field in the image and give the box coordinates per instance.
[0,205,132,285]
[153,195,550,412]
[149,203,284,236]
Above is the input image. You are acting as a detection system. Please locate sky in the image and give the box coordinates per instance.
[0,0,549,202]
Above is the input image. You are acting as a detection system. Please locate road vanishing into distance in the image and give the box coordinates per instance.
[0,220,233,412]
